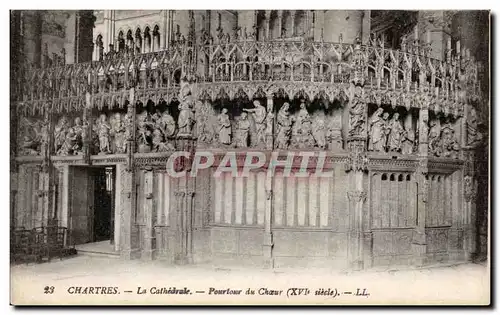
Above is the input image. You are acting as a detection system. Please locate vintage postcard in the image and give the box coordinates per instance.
[9,9,490,306]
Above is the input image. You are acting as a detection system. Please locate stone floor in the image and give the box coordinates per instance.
[10,254,490,306]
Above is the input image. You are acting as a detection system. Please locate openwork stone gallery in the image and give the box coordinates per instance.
[10,10,488,269]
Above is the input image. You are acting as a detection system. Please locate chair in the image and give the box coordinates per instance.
[42,226,66,261]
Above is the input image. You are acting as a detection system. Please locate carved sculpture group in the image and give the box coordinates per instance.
[428,118,460,159]
[367,108,416,155]
[18,92,480,160]
[55,116,86,156]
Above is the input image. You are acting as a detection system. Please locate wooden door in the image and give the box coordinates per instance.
[68,166,93,245]
[91,167,112,242]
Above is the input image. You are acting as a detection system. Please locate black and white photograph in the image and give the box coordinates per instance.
[8,7,491,306]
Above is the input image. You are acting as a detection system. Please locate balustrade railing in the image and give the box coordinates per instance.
[13,38,482,115]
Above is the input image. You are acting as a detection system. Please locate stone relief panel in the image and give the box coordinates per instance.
[466,105,483,148]
[428,116,460,159]
[18,116,48,156]
[242,100,268,149]
[216,108,233,147]
[208,99,273,149]
[195,100,217,147]
[367,107,417,155]
[275,102,293,150]
[54,115,87,156]
[275,100,343,151]
[136,108,177,153]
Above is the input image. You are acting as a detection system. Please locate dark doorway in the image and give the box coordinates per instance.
[90,167,115,243]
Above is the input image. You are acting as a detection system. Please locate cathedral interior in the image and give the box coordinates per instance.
[10,10,489,269]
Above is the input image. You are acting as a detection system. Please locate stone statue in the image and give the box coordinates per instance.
[57,127,78,156]
[467,106,483,147]
[243,100,267,147]
[54,116,69,153]
[111,113,126,154]
[152,128,175,152]
[124,108,134,142]
[217,108,232,145]
[276,103,294,149]
[402,126,415,155]
[326,114,343,151]
[177,101,195,137]
[368,108,388,152]
[91,120,101,155]
[441,121,460,158]
[19,117,41,156]
[387,113,404,153]
[152,109,162,124]
[236,112,251,148]
[348,90,367,137]
[196,101,216,145]
[97,114,111,154]
[265,111,274,135]
[428,119,442,157]
[152,128,164,152]
[137,111,154,153]
[195,101,208,144]
[419,115,429,146]
[159,111,177,138]
[72,117,84,154]
[39,120,49,157]
[312,117,327,149]
[292,101,314,149]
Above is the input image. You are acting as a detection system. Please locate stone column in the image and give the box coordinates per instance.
[277,11,283,38]
[154,170,165,259]
[264,10,271,40]
[266,95,274,150]
[142,169,154,260]
[308,10,314,40]
[413,106,429,266]
[103,10,110,51]
[110,11,116,53]
[186,190,195,264]
[463,148,477,261]
[15,165,27,228]
[92,42,96,61]
[174,190,186,264]
[262,173,274,268]
[361,10,371,45]
[290,10,296,37]
[345,84,369,270]
[38,170,48,226]
[59,165,69,229]
[161,10,168,49]
[347,188,367,270]
[22,11,43,67]
[345,140,368,270]
[120,88,138,259]
[119,163,138,259]
[141,31,146,53]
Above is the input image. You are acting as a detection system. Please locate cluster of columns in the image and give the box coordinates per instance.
[259,10,315,40]
[93,10,175,61]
